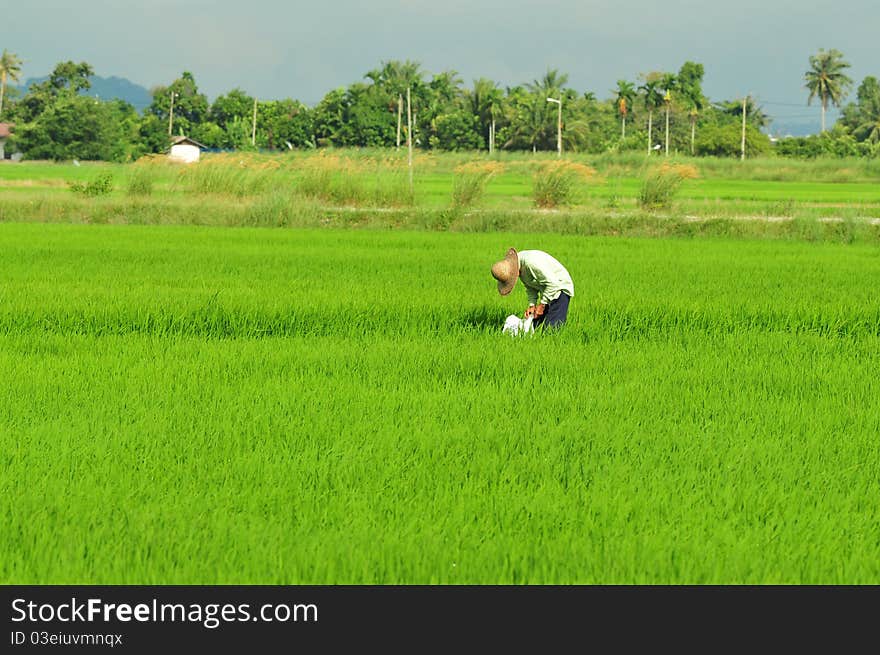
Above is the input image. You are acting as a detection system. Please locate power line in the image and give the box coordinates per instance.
[758,100,810,107]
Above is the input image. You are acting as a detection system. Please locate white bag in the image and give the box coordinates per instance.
[502,314,534,336]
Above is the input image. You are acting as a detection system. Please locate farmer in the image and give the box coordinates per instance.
[490,248,574,329]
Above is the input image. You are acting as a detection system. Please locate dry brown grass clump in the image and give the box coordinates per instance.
[451,161,506,208]
[532,160,596,208]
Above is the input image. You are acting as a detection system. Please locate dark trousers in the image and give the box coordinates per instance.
[533,292,571,330]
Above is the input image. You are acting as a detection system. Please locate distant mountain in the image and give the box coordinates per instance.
[17,74,153,112]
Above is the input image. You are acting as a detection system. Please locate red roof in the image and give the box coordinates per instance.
[0,123,13,138]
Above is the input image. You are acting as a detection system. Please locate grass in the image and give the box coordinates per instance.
[2,222,880,584]
[2,151,879,225]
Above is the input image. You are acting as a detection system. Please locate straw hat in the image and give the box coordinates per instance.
[491,248,519,296]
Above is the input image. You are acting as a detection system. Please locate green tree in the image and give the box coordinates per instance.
[524,69,569,152]
[421,70,464,148]
[527,69,569,99]
[17,60,94,122]
[560,90,606,153]
[210,88,255,131]
[841,76,880,144]
[467,78,504,151]
[365,60,425,148]
[717,97,770,129]
[312,87,347,147]
[0,49,23,119]
[695,122,770,157]
[677,62,706,154]
[16,95,136,161]
[501,86,549,152]
[430,112,483,150]
[805,48,853,132]
[639,75,664,154]
[259,99,314,149]
[331,82,396,147]
[148,72,209,138]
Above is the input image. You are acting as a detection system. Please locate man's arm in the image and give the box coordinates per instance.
[525,285,539,306]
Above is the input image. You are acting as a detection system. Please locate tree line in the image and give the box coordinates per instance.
[0,48,877,162]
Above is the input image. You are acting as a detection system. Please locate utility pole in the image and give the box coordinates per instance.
[251,96,258,146]
[396,94,402,150]
[407,86,413,192]
[168,91,177,136]
[741,94,747,161]
[547,96,562,157]
[489,118,495,154]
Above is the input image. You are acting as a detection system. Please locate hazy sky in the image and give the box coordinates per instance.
[6,1,878,131]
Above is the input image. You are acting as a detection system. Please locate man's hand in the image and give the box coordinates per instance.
[534,304,546,317]
[524,304,546,319]
[524,305,536,318]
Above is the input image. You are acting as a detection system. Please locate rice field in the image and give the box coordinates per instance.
[2,222,879,584]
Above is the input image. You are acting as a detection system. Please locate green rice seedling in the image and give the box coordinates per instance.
[4,224,880,584]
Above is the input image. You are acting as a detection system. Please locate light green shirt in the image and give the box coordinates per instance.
[518,250,574,306]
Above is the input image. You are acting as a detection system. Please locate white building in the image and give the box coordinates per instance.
[0,123,12,160]
[168,135,206,164]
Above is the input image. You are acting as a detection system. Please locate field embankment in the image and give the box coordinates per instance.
[2,151,880,241]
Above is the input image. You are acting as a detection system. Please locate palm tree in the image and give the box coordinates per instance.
[424,70,463,140]
[718,97,770,129]
[639,78,664,154]
[366,60,425,148]
[660,73,677,156]
[613,80,636,139]
[855,113,880,144]
[676,61,705,154]
[805,48,853,133]
[468,78,504,152]
[851,76,880,143]
[524,69,569,152]
[526,69,569,98]
[0,49,23,119]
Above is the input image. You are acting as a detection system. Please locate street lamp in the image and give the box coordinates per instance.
[168,91,178,136]
[547,96,562,157]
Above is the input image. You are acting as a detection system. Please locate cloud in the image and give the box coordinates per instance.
[4,0,877,128]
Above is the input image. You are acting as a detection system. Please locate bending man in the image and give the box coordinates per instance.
[491,248,574,329]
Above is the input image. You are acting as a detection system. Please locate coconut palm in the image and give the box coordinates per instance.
[365,60,425,148]
[805,48,853,133]
[423,70,463,139]
[525,69,569,152]
[613,80,636,139]
[851,76,880,143]
[718,97,770,129]
[855,113,880,144]
[676,61,705,154]
[468,78,504,152]
[639,77,664,154]
[526,69,569,99]
[0,49,23,119]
